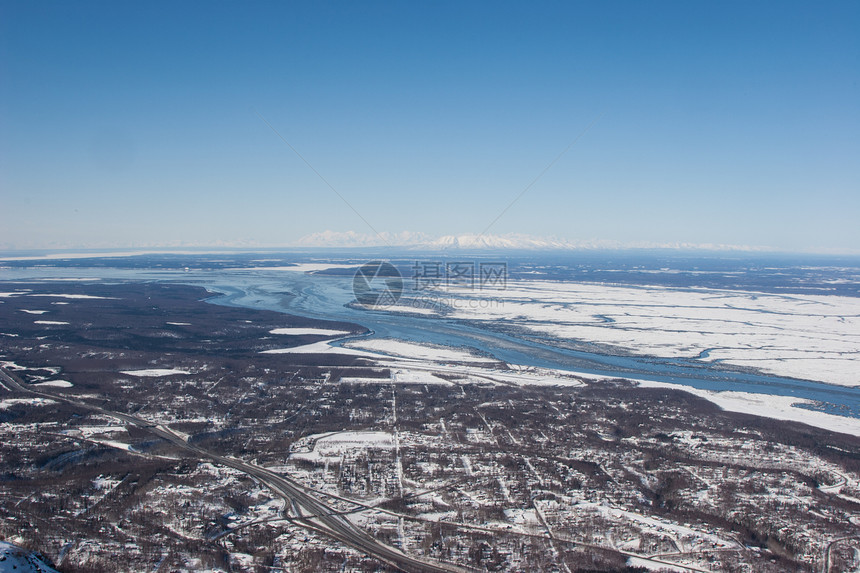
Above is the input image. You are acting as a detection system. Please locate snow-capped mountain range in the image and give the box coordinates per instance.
[294,231,770,252]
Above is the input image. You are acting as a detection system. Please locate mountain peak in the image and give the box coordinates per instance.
[430,234,569,250]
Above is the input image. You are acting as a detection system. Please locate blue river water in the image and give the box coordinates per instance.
[2,263,859,419]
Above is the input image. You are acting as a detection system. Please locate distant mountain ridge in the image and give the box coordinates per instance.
[0,233,783,255]
[295,230,771,252]
[430,234,573,249]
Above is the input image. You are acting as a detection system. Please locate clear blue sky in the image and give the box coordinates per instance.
[1,1,858,252]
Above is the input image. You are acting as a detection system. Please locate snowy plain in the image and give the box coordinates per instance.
[407,280,860,387]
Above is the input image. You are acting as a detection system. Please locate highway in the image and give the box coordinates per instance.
[0,367,467,573]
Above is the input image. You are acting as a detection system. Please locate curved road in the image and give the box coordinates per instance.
[0,368,467,573]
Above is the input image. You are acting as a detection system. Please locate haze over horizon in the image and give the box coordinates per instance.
[1,1,858,253]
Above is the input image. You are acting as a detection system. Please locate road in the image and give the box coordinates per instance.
[823,534,860,573]
[0,368,466,573]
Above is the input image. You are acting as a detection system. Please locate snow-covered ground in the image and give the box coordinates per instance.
[377,348,858,435]
[0,540,61,573]
[34,380,73,388]
[64,425,125,438]
[262,338,498,363]
[229,263,361,273]
[585,502,738,550]
[291,430,395,463]
[268,325,856,435]
[411,280,860,387]
[637,380,860,436]
[0,398,57,410]
[344,338,498,364]
[261,341,374,356]
[376,304,438,315]
[386,369,455,385]
[119,368,191,377]
[268,327,351,336]
[626,556,696,573]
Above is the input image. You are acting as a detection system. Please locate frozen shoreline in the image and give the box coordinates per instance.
[634,379,860,436]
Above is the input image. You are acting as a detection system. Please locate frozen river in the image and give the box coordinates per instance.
[2,256,859,420]
[197,268,860,419]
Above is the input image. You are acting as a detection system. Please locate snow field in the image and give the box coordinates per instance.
[416,280,860,386]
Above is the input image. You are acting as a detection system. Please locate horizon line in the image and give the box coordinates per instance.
[2,244,860,261]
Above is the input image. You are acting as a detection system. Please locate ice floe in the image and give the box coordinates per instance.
[29,293,116,299]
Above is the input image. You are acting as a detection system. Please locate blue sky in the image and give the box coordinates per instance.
[1,1,858,252]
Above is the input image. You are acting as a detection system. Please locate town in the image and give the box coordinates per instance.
[1,282,859,572]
